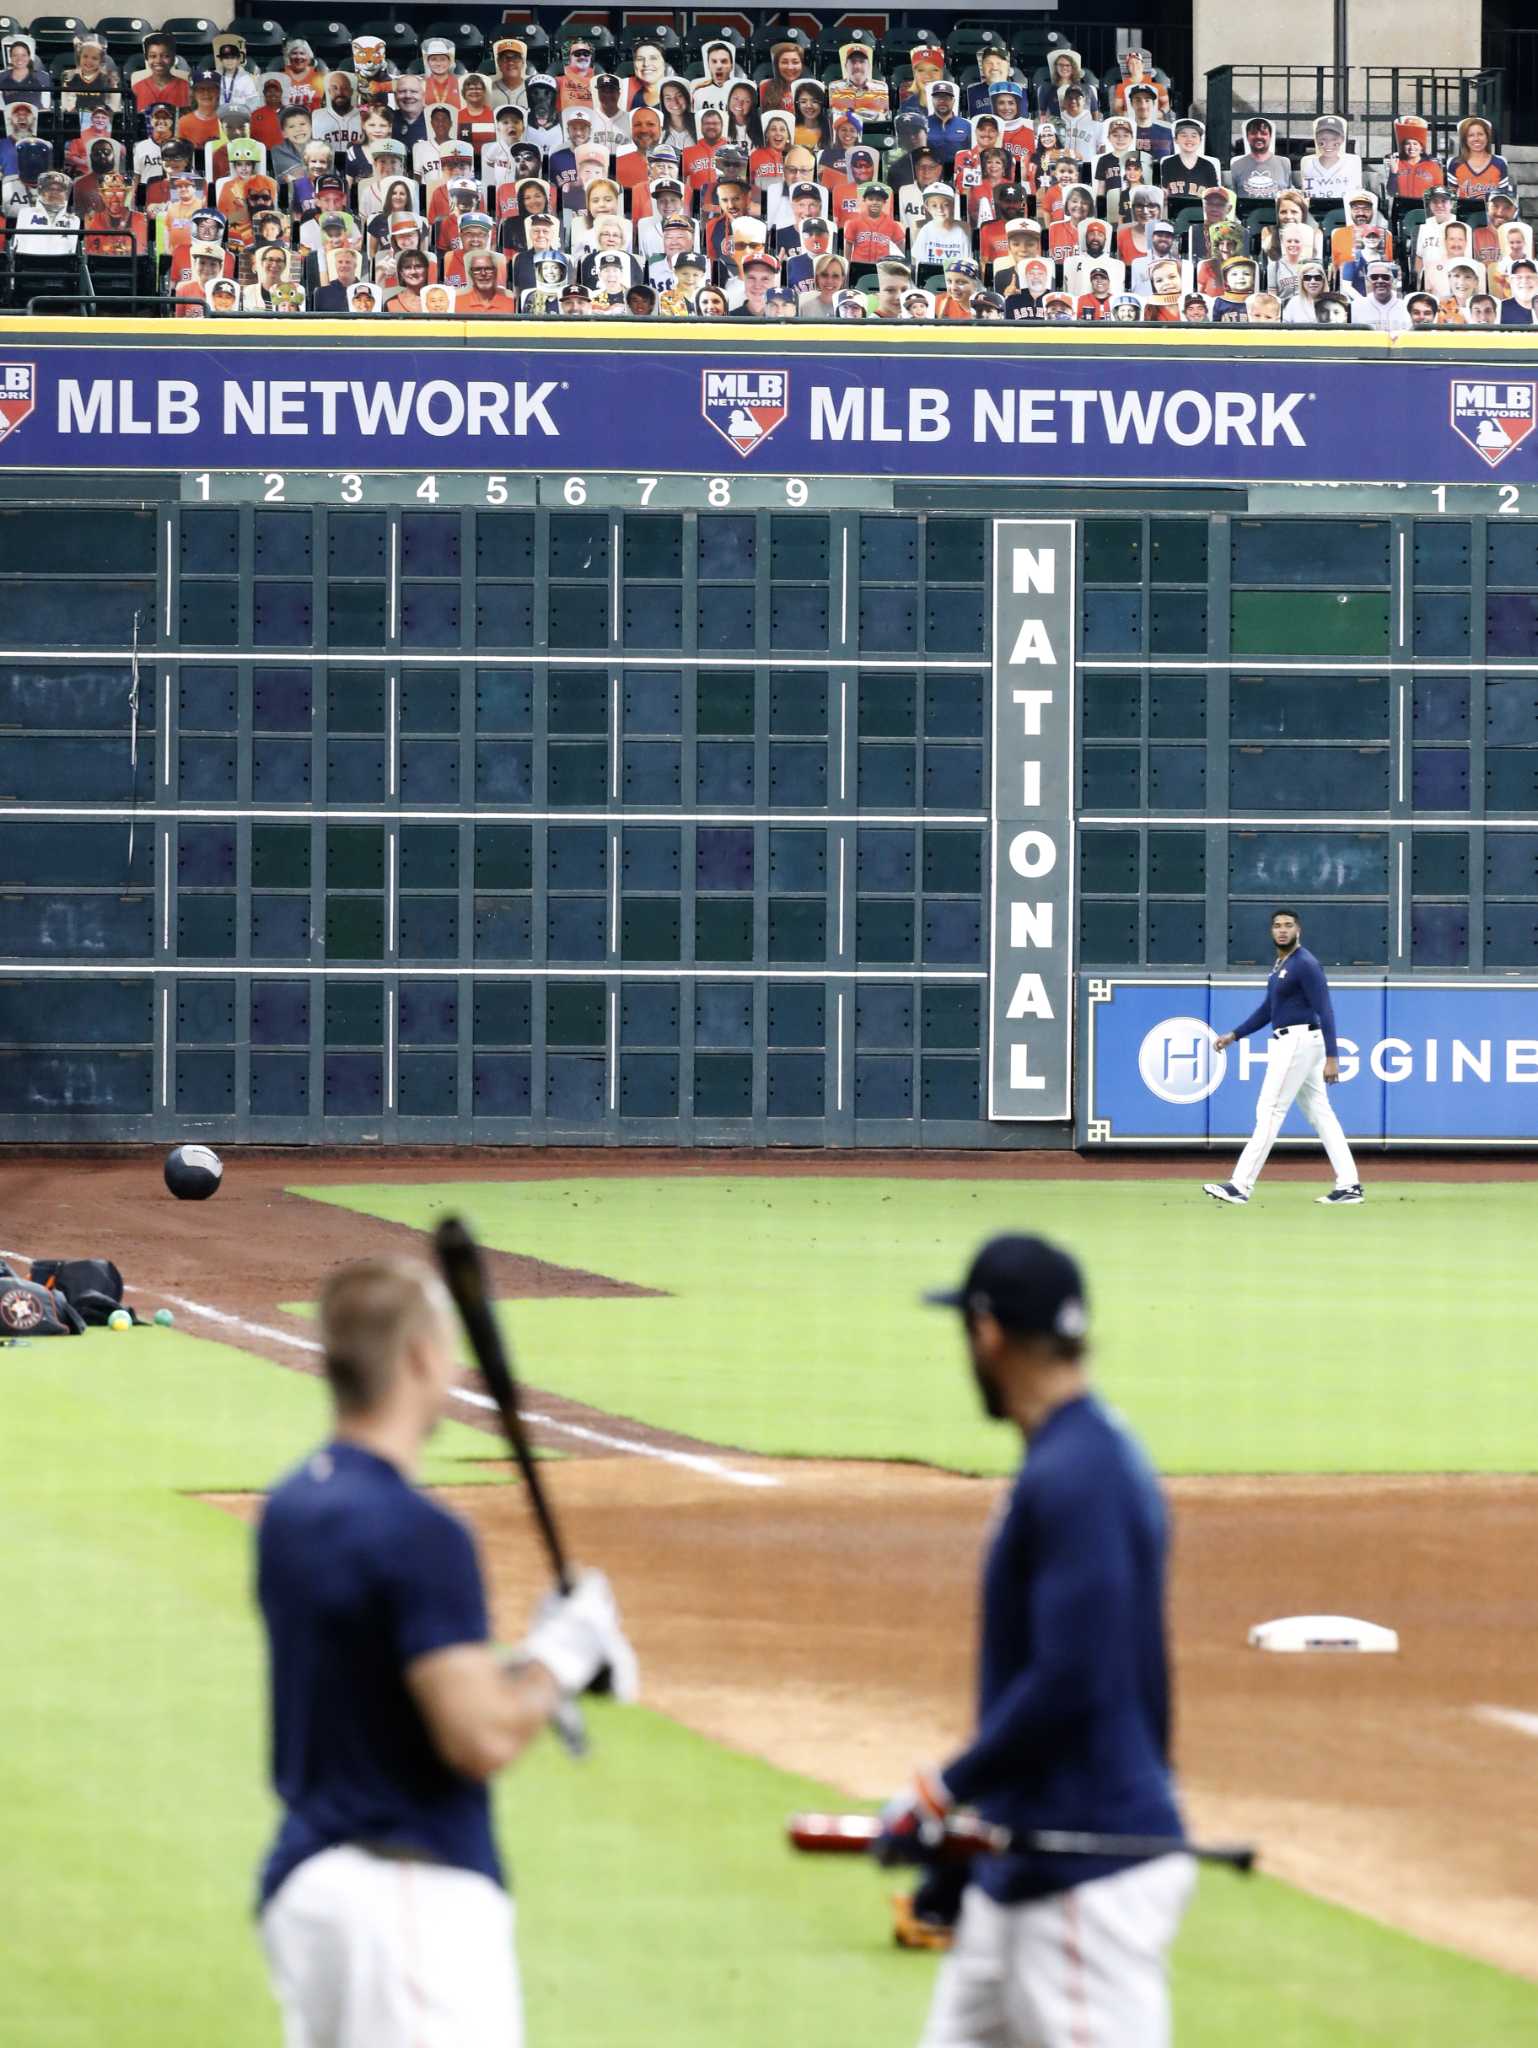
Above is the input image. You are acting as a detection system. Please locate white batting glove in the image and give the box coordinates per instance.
[521,1568,641,1704]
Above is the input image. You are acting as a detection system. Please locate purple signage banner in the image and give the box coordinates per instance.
[0,341,1536,483]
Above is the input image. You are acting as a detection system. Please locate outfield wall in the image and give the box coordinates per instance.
[1,321,1535,1147]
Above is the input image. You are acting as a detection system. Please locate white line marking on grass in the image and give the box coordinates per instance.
[0,1258,777,1492]
[158,1291,325,1354]
[447,1386,778,1488]
[1473,1705,1538,1740]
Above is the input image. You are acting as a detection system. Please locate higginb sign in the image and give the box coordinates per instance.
[1081,978,1538,1145]
[5,338,1538,483]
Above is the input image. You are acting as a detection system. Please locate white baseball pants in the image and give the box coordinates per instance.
[261,1845,522,2048]
[1231,1027,1358,1195]
[918,1854,1196,2048]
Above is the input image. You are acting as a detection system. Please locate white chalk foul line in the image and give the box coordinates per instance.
[5,1252,776,1489]
[147,1283,778,1491]
[1472,1704,1538,1741]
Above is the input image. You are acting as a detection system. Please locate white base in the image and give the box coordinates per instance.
[1248,1613,1399,1654]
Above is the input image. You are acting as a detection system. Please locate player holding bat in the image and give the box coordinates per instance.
[255,1255,637,2047]
[878,1233,1193,2048]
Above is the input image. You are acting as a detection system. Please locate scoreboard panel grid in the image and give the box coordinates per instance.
[1,494,1535,1142]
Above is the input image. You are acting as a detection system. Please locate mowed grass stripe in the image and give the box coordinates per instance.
[294,1179,1538,1474]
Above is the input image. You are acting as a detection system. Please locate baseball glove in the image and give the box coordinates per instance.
[889,1864,967,1951]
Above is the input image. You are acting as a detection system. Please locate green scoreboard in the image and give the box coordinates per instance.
[1,327,1535,1146]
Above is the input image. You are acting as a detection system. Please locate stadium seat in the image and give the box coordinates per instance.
[161,16,218,62]
[748,22,800,65]
[6,252,87,313]
[424,20,484,70]
[356,16,418,69]
[29,15,88,65]
[285,18,350,67]
[226,16,287,67]
[1170,205,1204,249]
[83,251,150,304]
[93,15,152,59]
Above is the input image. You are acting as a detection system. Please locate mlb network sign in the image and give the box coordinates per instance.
[7,345,1538,484]
[1082,979,1538,1144]
[1449,380,1537,469]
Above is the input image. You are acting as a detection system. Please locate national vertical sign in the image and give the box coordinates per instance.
[988,519,1075,1121]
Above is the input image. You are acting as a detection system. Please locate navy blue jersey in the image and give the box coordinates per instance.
[257,1442,500,1908]
[1229,944,1339,1057]
[943,1397,1183,1903]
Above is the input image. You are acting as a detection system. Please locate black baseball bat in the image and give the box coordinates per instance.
[435,1214,574,1590]
[788,1812,1257,1874]
[433,1217,610,1726]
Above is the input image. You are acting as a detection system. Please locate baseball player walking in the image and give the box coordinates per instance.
[1204,907,1363,1205]
[256,1256,638,2047]
[881,1234,1193,2048]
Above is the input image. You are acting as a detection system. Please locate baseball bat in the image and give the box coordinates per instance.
[786,1813,1257,1875]
[433,1216,608,1752]
[435,1215,574,1590]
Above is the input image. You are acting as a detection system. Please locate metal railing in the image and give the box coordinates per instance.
[1204,64,1505,166]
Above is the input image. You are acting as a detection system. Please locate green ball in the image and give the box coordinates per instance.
[153,1308,175,1328]
[107,1309,132,1331]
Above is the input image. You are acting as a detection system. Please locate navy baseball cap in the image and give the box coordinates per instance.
[924,1234,1088,1340]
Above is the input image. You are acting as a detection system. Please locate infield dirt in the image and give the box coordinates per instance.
[9,1151,1536,1982]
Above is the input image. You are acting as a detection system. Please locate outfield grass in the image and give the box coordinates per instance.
[7,1327,1534,2045]
[295,1178,1538,1475]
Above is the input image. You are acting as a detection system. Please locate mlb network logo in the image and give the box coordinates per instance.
[1449,378,1537,468]
[0,361,35,446]
[701,369,789,458]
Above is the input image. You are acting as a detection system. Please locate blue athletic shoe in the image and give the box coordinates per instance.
[1316,1185,1364,1204]
[1202,1182,1248,1205]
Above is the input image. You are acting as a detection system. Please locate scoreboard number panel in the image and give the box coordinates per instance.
[183,471,896,510]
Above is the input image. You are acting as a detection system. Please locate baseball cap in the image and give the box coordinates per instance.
[1425,185,1453,203]
[191,64,220,86]
[924,1235,1088,1341]
[946,256,980,278]
[792,181,822,202]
